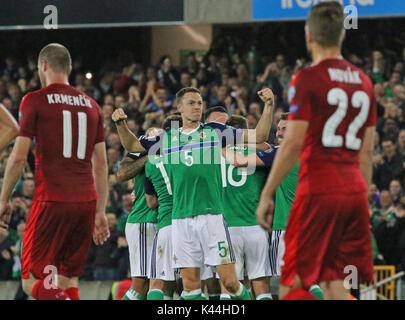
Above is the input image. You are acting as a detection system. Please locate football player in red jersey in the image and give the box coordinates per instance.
[0,43,110,300]
[256,2,376,300]
[0,103,19,152]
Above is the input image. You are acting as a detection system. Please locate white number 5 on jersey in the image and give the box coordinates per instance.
[322,88,370,150]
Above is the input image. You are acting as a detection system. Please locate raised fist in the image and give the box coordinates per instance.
[112,108,128,123]
[257,88,275,107]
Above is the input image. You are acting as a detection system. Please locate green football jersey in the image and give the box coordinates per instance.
[221,146,267,227]
[126,154,158,224]
[140,122,242,219]
[272,161,299,231]
[144,156,173,230]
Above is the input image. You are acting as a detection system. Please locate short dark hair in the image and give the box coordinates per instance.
[204,106,228,122]
[280,112,290,121]
[38,43,72,74]
[227,115,248,129]
[175,87,200,104]
[162,114,183,129]
[382,137,395,145]
[307,1,344,47]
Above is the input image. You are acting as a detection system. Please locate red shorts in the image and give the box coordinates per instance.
[21,200,96,279]
[280,192,374,288]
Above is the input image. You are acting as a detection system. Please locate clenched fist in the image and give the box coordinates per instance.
[257,88,275,107]
[112,108,128,124]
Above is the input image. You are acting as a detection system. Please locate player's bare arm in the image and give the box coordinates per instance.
[91,141,110,245]
[0,103,19,152]
[112,108,147,153]
[145,194,158,209]
[116,156,149,182]
[359,126,376,186]
[221,147,265,168]
[256,120,308,231]
[0,136,31,229]
[243,88,274,144]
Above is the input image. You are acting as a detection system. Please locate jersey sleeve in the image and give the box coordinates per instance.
[126,152,147,161]
[18,93,37,139]
[288,71,312,122]
[95,104,105,143]
[257,146,278,168]
[144,177,157,195]
[139,131,164,153]
[206,122,244,147]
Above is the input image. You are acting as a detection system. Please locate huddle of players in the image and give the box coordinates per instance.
[112,87,324,300]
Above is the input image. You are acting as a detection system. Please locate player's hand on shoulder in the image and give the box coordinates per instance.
[0,201,11,230]
[257,88,275,107]
[93,211,110,245]
[112,108,128,123]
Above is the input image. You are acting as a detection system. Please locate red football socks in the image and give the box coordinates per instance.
[65,287,80,300]
[31,279,70,300]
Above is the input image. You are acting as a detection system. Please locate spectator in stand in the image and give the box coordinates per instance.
[141,86,173,114]
[107,148,120,175]
[0,228,13,280]
[21,179,34,208]
[373,138,405,190]
[372,190,403,266]
[390,179,403,206]
[8,196,28,232]
[397,129,405,156]
[181,52,199,77]
[95,71,115,102]
[92,213,121,281]
[157,56,179,94]
[246,112,259,130]
[368,184,380,209]
[371,190,397,230]
[12,222,28,300]
[116,192,133,234]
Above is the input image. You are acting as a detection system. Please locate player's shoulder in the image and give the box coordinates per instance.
[19,87,47,109]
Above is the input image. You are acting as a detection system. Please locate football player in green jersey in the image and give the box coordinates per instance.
[225,112,324,300]
[144,115,182,300]
[112,86,274,300]
[219,115,272,300]
[116,128,160,300]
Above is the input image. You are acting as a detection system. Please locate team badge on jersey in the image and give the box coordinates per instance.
[289,105,298,113]
[199,132,207,139]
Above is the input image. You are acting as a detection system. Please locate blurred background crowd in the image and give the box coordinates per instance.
[1,20,405,296]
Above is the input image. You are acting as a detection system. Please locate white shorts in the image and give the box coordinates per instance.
[216,225,271,280]
[126,222,157,278]
[200,265,215,280]
[172,214,235,269]
[269,230,285,277]
[150,225,176,281]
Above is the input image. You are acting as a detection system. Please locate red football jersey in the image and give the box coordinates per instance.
[19,83,105,202]
[288,58,377,196]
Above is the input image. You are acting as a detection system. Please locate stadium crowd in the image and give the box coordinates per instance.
[1,22,405,296]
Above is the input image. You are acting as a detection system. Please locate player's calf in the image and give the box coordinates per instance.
[216,263,251,300]
[252,277,272,300]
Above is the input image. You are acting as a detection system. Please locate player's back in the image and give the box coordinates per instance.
[289,58,376,195]
[19,83,105,202]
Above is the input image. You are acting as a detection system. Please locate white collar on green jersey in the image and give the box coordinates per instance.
[179,123,203,135]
